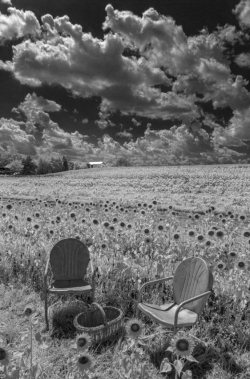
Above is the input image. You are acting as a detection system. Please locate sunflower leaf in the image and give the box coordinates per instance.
[186,355,199,363]
[160,358,172,373]
[174,359,183,375]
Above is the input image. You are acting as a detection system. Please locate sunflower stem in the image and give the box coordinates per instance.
[131,341,135,379]
[30,319,33,379]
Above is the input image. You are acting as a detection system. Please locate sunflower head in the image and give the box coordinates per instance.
[0,347,10,366]
[76,333,91,351]
[170,332,195,358]
[125,318,144,339]
[23,306,33,318]
[217,261,226,270]
[76,353,94,372]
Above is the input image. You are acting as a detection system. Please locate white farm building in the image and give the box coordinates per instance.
[87,162,105,168]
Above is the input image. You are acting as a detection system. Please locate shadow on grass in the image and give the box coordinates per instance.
[48,298,127,355]
[148,338,244,379]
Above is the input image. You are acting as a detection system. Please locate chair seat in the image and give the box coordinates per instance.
[48,279,92,294]
[138,302,198,328]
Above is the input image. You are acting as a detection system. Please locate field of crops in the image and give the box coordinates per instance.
[1,165,250,211]
[1,165,250,379]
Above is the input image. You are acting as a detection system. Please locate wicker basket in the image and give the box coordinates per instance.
[73,302,124,344]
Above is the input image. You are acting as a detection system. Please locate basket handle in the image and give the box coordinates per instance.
[90,302,107,326]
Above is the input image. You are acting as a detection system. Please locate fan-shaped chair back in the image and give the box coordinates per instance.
[50,238,90,281]
[173,257,213,315]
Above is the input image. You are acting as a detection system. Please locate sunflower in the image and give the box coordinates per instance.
[170,332,195,358]
[229,251,237,259]
[75,333,91,351]
[23,306,33,318]
[243,231,250,238]
[76,353,94,372]
[0,346,10,366]
[125,318,144,339]
[217,261,226,270]
[207,230,214,237]
[197,235,204,242]
[188,230,195,237]
[216,230,224,239]
[238,261,246,270]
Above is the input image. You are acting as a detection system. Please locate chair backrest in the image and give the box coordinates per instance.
[49,238,90,281]
[173,257,213,315]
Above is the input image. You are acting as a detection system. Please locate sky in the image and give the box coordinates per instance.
[0,0,250,165]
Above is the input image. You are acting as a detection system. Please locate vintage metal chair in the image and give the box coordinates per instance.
[44,238,97,331]
[136,257,213,336]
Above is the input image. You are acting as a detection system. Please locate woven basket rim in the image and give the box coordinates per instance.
[73,305,124,333]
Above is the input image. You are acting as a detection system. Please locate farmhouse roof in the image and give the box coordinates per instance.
[88,162,104,164]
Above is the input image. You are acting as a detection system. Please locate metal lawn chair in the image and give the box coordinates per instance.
[44,238,97,331]
[136,256,213,338]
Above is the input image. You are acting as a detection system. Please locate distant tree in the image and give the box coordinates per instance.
[68,161,75,170]
[62,156,69,171]
[36,157,52,174]
[5,160,23,174]
[115,157,132,167]
[21,156,37,175]
[50,154,63,173]
[0,152,22,167]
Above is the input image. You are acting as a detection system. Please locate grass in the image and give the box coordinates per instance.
[1,165,250,378]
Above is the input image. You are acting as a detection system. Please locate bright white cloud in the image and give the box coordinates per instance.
[116,130,133,139]
[234,0,250,28]
[212,107,250,146]
[0,7,40,41]
[235,53,250,67]
[82,118,88,123]
[0,0,12,5]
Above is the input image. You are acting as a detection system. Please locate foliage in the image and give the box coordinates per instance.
[5,160,23,174]
[62,156,69,171]
[115,157,132,167]
[0,152,22,168]
[21,156,37,175]
[2,167,250,378]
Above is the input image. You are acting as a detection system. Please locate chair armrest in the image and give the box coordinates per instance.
[44,258,50,278]
[137,276,174,304]
[44,258,50,290]
[174,291,212,332]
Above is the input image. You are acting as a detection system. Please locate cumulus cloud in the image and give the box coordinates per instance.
[234,0,250,28]
[116,130,133,139]
[0,0,12,5]
[1,10,202,124]
[235,53,250,67]
[0,4,250,163]
[0,118,36,155]
[0,94,99,159]
[0,7,40,42]
[212,107,250,147]
[132,118,141,126]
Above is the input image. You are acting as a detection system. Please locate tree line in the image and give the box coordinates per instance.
[0,152,73,175]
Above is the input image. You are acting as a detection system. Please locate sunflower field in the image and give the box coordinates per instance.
[1,165,250,379]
